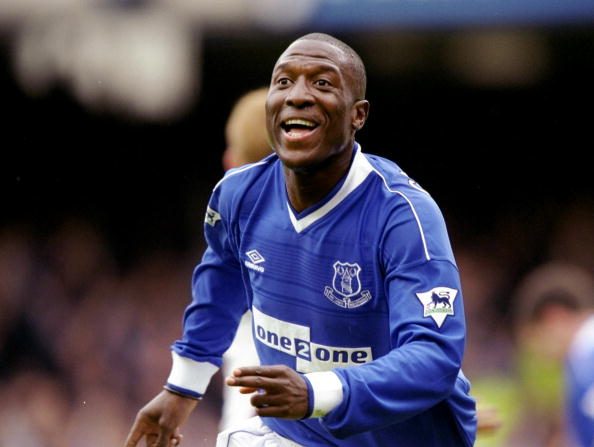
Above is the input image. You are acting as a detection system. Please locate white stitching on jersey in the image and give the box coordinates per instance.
[363,152,431,262]
[213,160,269,192]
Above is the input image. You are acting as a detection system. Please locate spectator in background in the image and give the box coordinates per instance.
[0,219,222,446]
[456,248,509,446]
[0,227,37,374]
[219,86,271,430]
[512,262,594,447]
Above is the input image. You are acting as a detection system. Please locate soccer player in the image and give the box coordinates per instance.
[513,262,594,447]
[222,87,271,171]
[220,86,271,431]
[124,33,477,447]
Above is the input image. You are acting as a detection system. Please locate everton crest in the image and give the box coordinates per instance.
[324,261,372,309]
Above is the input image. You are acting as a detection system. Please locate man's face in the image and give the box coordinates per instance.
[266,39,366,171]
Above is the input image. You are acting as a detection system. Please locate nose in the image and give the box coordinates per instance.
[285,77,313,108]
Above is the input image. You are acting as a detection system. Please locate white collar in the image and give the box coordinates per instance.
[287,145,373,233]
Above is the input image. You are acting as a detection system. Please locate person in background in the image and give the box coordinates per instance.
[513,262,594,447]
[222,87,271,171]
[220,86,271,431]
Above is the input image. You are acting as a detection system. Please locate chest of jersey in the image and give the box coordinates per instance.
[235,185,391,372]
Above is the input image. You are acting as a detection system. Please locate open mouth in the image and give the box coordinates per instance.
[280,118,319,139]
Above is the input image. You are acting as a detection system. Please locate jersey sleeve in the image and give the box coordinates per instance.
[167,183,249,398]
[320,190,469,438]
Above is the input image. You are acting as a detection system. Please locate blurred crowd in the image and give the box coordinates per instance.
[0,197,592,446]
[0,219,222,446]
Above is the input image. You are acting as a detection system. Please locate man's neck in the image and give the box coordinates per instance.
[283,146,355,213]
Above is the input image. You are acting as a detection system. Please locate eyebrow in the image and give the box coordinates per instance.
[273,60,342,76]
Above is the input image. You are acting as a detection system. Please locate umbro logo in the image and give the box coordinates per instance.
[245,250,265,273]
[246,250,265,264]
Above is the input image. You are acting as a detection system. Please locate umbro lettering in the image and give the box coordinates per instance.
[244,260,265,273]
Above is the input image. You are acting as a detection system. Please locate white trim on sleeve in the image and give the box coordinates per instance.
[304,371,344,418]
[167,351,219,395]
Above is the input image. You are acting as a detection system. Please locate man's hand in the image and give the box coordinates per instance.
[124,389,198,447]
[476,403,503,436]
[226,365,308,419]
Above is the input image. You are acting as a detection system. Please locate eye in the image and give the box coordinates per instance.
[277,78,292,87]
[315,79,331,87]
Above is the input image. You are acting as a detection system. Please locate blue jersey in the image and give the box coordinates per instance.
[170,144,477,446]
[566,316,594,447]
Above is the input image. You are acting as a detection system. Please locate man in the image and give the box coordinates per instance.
[220,86,270,431]
[125,33,477,447]
[513,262,594,447]
[222,87,271,171]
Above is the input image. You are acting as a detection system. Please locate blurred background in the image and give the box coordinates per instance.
[1,1,593,446]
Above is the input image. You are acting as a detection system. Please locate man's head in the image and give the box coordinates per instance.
[513,262,594,360]
[266,33,369,172]
[296,33,367,100]
[223,87,271,170]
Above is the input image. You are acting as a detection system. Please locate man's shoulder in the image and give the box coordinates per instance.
[214,154,277,197]
[206,155,277,223]
[362,150,450,244]
[362,151,455,268]
[362,151,436,210]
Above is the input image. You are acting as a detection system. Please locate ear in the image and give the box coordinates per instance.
[351,100,370,132]
[222,147,236,171]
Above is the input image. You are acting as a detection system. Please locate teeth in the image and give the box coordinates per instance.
[284,118,316,128]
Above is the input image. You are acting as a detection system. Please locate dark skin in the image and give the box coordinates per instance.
[265,38,369,212]
[123,38,369,446]
[225,365,310,419]
[124,390,195,447]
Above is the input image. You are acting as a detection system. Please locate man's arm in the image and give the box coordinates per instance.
[322,260,468,437]
[125,178,248,445]
[317,188,473,440]
[124,390,197,447]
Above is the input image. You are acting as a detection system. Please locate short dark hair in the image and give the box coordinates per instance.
[296,33,367,100]
[513,262,594,327]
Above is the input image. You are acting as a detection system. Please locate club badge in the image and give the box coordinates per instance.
[324,261,372,309]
